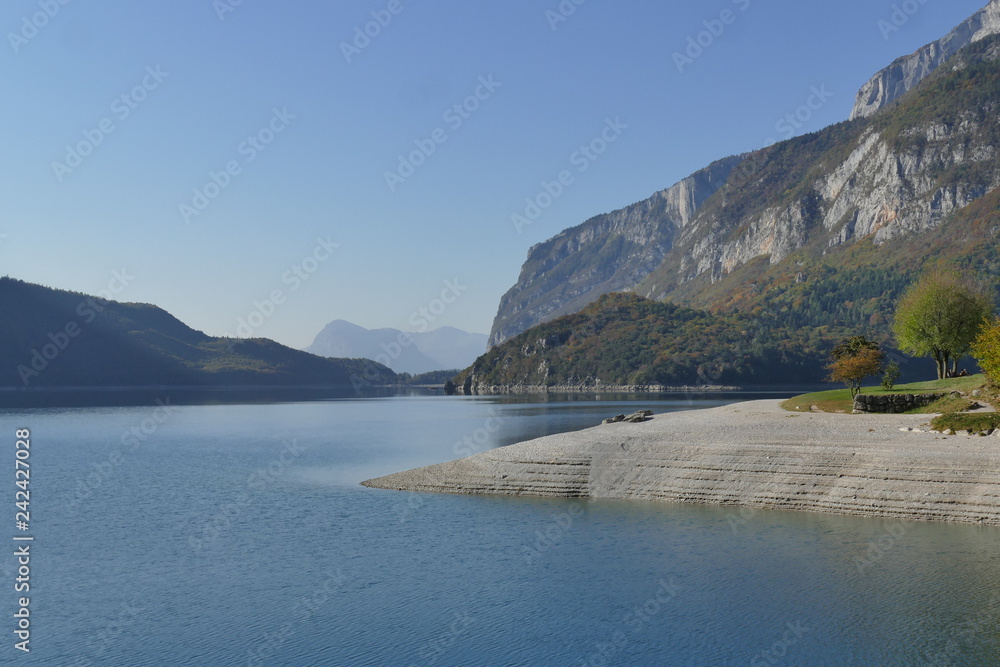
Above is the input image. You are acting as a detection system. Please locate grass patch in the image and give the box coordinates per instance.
[781,375,988,413]
[930,412,1000,435]
[908,395,976,415]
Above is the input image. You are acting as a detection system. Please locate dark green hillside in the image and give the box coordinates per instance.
[457,293,839,392]
[0,278,397,388]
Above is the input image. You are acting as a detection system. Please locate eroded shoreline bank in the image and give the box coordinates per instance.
[362,400,1000,526]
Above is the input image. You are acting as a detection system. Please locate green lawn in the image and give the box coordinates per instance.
[781,374,988,413]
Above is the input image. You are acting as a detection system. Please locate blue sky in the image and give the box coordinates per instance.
[0,0,989,348]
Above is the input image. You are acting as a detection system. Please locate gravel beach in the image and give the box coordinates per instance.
[362,400,1000,526]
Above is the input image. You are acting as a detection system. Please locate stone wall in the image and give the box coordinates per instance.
[853,393,948,414]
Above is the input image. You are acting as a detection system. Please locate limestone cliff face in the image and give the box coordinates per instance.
[648,114,998,298]
[487,15,1000,348]
[850,0,1000,120]
[488,155,742,348]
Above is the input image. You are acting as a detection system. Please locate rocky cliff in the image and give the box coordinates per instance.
[489,156,742,348]
[489,14,1000,349]
[850,0,1000,120]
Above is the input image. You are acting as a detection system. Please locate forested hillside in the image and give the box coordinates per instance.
[0,278,396,388]
[457,293,842,393]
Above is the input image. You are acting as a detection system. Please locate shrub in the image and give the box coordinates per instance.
[930,412,1000,435]
[972,317,1000,388]
[881,360,901,391]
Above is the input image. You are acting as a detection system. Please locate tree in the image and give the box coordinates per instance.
[832,335,881,361]
[881,360,901,391]
[892,273,993,380]
[827,336,884,398]
[972,318,1000,387]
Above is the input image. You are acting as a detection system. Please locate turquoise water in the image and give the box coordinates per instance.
[2,394,1000,665]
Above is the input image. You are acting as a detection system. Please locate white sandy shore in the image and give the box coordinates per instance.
[362,400,1000,526]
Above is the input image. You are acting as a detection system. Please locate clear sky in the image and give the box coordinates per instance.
[0,0,989,348]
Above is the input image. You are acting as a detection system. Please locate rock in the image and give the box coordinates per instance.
[850,1,1000,119]
[945,429,956,436]
[603,410,654,425]
[972,389,982,398]
[854,393,946,414]
[625,410,653,423]
[489,2,1000,354]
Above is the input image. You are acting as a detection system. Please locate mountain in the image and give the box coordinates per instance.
[489,156,742,348]
[459,292,943,394]
[489,9,1000,350]
[305,320,487,375]
[461,293,828,393]
[851,0,1000,119]
[0,278,397,388]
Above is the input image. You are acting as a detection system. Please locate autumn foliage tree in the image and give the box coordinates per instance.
[972,318,1000,387]
[827,336,884,398]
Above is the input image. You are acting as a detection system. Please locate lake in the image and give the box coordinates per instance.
[2,391,999,665]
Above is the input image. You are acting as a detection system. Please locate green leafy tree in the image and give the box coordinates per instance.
[892,273,993,380]
[972,318,1000,387]
[881,360,901,391]
[827,336,884,398]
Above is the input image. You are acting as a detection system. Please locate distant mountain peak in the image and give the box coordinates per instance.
[850,0,1000,120]
[0,279,396,388]
[306,320,487,375]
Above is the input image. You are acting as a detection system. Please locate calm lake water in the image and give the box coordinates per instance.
[2,392,999,666]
